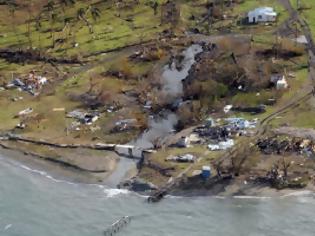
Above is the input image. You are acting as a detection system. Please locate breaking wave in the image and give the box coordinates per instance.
[233,196,272,200]
[103,188,130,198]
[280,190,315,198]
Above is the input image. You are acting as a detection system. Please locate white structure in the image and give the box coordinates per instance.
[270,74,288,90]
[276,77,288,90]
[270,74,285,83]
[247,7,277,23]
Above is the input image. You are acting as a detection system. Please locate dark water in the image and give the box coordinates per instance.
[1,154,315,236]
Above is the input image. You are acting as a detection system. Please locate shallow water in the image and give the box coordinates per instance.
[1,154,315,236]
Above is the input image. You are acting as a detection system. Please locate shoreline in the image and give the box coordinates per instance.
[1,145,314,199]
[0,146,117,185]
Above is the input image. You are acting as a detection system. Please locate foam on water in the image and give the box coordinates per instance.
[3,224,12,231]
[280,190,314,198]
[103,188,130,198]
[233,196,272,200]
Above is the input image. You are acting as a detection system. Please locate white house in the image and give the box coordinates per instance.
[247,7,277,24]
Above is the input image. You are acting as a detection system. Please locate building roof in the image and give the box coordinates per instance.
[248,7,277,16]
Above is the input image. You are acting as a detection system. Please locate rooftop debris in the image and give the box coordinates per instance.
[66,110,99,125]
[223,105,233,113]
[225,117,257,129]
[193,117,256,151]
[17,107,33,117]
[174,136,191,148]
[7,72,48,96]
[111,119,138,133]
[15,122,26,129]
[166,154,196,163]
[208,139,234,151]
[293,35,308,45]
[195,126,230,141]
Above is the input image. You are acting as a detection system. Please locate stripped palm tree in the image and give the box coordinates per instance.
[59,0,75,13]
[77,7,93,33]
[90,5,101,22]
[7,1,21,46]
[45,0,57,48]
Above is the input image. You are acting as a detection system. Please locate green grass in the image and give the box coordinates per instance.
[0,0,165,57]
[289,0,315,38]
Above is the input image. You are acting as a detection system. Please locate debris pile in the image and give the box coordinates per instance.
[111,119,138,133]
[129,46,164,62]
[257,137,315,156]
[6,71,48,96]
[166,154,196,163]
[193,117,257,151]
[66,110,99,125]
[17,107,33,117]
[208,139,234,151]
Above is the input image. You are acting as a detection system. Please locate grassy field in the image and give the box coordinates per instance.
[0,0,165,57]
[289,0,315,37]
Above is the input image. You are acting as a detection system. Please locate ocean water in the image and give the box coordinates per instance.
[1,154,315,236]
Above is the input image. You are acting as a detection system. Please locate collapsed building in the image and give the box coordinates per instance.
[6,71,48,96]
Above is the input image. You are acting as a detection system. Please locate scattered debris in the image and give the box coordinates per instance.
[293,35,308,45]
[225,117,257,129]
[11,96,23,102]
[204,117,215,127]
[53,108,65,112]
[257,137,315,156]
[208,139,234,151]
[15,122,26,129]
[7,72,48,96]
[175,136,191,148]
[223,105,233,113]
[143,101,153,110]
[166,154,196,163]
[18,107,33,116]
[112,119,138,132]
[195,126,230,141]
[66,110,99,125]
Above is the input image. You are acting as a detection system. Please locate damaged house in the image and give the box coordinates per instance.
[270,74,288,90]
